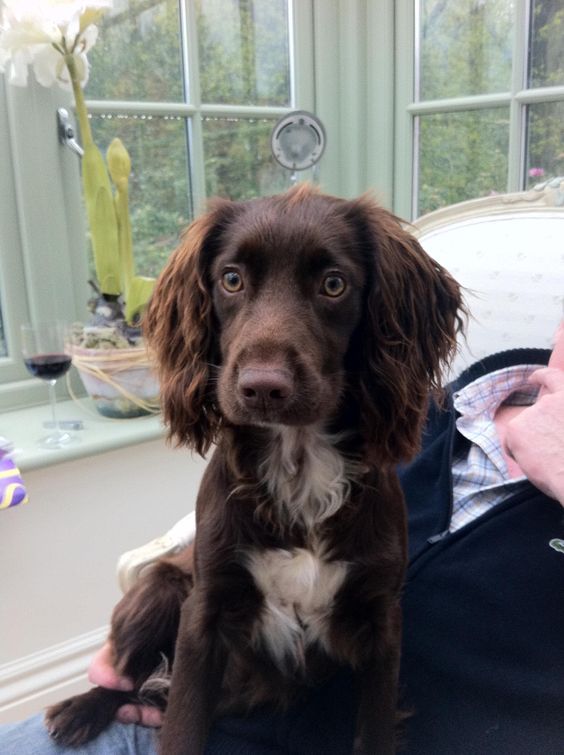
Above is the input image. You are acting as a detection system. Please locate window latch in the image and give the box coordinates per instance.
[56,108,84,158]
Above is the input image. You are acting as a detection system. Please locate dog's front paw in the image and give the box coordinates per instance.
[45,687,131,747]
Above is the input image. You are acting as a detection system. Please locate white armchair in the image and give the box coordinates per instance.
[117,179,564,591]
[414,177,564,376]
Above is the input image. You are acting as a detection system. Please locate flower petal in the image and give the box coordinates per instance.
[64,10,81,50]
[0,23,62,49]
[79,23,99,53]
[32,44,61,87]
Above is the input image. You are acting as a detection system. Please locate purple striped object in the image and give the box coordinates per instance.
[0,457,29,510]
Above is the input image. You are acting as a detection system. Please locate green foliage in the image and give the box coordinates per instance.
[87,0,183,102]
[527,100,564,186]
[126,276,156,323]
[89,114,191,280]
[419,0,564,213]
[203,117,289,200]
[85,0,291,283]
[530,1,564,88]
[418,109,510,215]
[526,2,564,186]
[420,0,513,100]
[196,0,290,106]
[84,0,563,230]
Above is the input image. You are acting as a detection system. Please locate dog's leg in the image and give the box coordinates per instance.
[354,601,402,755]
[159,587,225,755]
[111,556,193,681]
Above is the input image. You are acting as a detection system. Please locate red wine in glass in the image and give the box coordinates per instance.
[21,322,77,449]
[24,354,72,381]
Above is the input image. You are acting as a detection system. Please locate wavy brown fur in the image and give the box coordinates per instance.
[144,184,464,465]
[46,185,465,754]
[341,195,465,464]
[143,198,240,455]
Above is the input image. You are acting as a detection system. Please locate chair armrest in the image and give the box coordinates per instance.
[117,511,196,592]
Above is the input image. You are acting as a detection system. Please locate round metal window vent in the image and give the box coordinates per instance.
[271,111,326,171]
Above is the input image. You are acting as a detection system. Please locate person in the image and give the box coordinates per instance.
[2,323,564,754]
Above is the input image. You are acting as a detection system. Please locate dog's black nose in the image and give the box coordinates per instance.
[238,367,293,409]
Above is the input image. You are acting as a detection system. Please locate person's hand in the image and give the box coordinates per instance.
[89,642,164,727]
[503,321,564,505]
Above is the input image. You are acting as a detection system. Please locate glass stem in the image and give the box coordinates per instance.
[48,380,59,434]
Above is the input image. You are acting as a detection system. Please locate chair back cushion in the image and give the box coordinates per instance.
[414,180,564,376]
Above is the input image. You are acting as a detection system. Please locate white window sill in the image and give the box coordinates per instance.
[1,398,165,472]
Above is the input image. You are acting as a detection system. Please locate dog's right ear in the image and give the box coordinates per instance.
[144,199,238,455]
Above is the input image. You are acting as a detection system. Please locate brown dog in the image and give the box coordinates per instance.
[46,185,464,753]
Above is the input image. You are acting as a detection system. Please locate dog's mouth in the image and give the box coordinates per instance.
[229,403,318,427]
[225,391,325,428]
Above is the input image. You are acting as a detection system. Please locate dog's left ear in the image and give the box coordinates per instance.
[343,196,466,465]
[143,199,239,455]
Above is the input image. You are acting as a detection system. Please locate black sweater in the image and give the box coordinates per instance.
[399,348,564,754]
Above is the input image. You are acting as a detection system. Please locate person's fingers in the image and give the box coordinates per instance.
[528,367,564,394]
[88,643,134,691]
[117,704,164,728]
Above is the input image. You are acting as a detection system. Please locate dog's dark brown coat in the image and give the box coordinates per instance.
[46,185,464,754]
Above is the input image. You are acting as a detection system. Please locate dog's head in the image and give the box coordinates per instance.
[144,185,464,463]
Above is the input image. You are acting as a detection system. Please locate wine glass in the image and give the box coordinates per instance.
[21,321,76,449]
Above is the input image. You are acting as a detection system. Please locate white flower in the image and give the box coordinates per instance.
[0,0,111,89]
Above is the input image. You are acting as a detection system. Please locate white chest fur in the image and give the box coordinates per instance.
[247,427,353,670]
[258,426,352,530]
[247,545,348,671]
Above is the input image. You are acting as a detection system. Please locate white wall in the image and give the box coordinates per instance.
[0,439,208,724]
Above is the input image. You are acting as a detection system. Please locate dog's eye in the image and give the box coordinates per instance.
[321,274,346,298]
[222,270,244,293]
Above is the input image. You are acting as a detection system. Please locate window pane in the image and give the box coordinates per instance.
[529,0,564,87]
[203,117,291,198]
[197,0,291,106]
[90,115,192,278]
[87,0,184,102]
[417,108,509,215]
[525,101,564,187]
[419,0,514,100]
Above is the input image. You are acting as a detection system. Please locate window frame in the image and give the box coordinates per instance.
[395,0,564,220]
[85,0,315,212]
[0,77,90,410]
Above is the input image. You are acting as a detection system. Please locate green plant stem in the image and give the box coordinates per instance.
[64,52,122,298]
[65,54,94,149]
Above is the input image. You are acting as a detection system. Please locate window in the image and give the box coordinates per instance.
[396,0,564,218]
[85,0,302,279]
[5,0,559,407]
[0,0,313,409]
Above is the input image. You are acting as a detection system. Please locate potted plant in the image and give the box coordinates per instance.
[0,0,159,418]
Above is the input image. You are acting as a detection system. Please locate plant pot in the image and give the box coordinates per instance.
[71,345,159,419]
